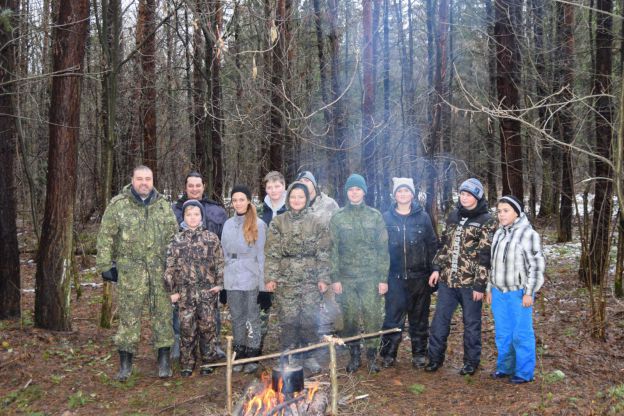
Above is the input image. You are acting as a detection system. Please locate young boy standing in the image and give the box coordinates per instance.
[486,195,545,384]
[164,200,225,377]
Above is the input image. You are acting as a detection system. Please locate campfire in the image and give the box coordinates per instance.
[235,365,328,416]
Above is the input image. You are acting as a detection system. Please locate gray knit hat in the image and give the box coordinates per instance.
[296,171,317,188]
[392,177,415,197]
[182,199,204,218]
[459,178,484,200]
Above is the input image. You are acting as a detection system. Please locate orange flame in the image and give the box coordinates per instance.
[242,373,319,416]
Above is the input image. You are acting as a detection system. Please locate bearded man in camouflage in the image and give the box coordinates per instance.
[329,174,390,373]
[96,165,178,381]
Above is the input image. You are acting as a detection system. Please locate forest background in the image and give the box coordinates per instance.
[1,0,624,414]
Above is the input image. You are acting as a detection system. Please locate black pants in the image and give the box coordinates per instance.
[381,276,432,358]
[428,283,482,366]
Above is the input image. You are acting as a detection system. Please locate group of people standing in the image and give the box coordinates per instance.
[96,165,545,386]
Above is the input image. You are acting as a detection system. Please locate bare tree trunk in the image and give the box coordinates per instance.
[270,0,287,174]
[485,0,498,206]
[192,1,207,176]
[554,1,575,242]
[361,0,377,206]
[137,0,158,183]
[328,0,347,203]
[380,0,391,211]
[588,0,614,287]
[0,0,21,319]
[209,0,224,201]
[34,0,89,331]
[495,0,524,198]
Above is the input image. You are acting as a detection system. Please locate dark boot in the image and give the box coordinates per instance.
[366,348,380,373]
[243,348,261,374]
[158,347,172,378]
[412,354,426,369]
[116,350,133,382]
[233,345,246,372]
[380,336,399,368]
[410,338,427,369]
[346,343,361,373]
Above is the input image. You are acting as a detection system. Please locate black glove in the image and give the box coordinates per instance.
[257,291,273,311]
[101,267,118,283]
[219,289,227,305]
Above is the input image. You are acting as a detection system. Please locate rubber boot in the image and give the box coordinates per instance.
[411,338,427,369]
[346,343,361,373]
[233,345,246,372]
[199,339,215,375]
[158,347,172,378]
[243,348,260,374]
[367,348,380,373]
[116,350,133,382]
[381,336,398,368]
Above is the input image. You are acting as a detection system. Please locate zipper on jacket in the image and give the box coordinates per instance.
[403,219,407,279]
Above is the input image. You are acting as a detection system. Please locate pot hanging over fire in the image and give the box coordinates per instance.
[272,364,304,394]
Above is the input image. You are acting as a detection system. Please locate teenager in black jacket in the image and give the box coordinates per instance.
[380,178,439,368]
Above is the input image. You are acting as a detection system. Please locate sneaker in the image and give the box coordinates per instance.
[509,376,532,384]
[490,371,510,380]
[180,369,193,377]
[411,355,426,369]
[382,356,395,368]
[424,361,442,372]
[200,366,214,376]
[459,364,477,376]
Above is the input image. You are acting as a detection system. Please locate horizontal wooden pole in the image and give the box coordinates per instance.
[202,328,401,369]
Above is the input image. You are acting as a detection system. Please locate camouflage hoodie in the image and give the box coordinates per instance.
[163,227,225,301]
[432,198,496,292]
[329,202,389,283]
[308,192,339,227]
[264,183,331,287]
[96,184,178,274]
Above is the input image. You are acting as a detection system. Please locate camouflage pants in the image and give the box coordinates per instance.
[114,267,173,354]
[178,293,220,370]
[274,284,321,350]
[336,279,384,348]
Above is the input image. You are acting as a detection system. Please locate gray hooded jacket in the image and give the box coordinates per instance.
[221,214,267,291]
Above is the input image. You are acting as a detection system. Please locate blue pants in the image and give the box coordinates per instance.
[491,288,535,381]
[428,283,482,366]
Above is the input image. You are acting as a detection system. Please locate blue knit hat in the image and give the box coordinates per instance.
[344,174,367,196]
[459,178,484,200]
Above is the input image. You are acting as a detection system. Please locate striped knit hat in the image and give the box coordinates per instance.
[498,195,523,216]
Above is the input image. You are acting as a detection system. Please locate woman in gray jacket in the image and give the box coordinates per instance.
[221,185,267,373]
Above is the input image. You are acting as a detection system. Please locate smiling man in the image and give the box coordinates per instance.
[96,165,178,381]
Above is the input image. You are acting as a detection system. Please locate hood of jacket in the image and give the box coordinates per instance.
[457,197,489,219]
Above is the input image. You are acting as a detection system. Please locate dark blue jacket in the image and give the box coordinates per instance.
[383,202,439,279]
[172,196,228,238]
[260,200,286,226]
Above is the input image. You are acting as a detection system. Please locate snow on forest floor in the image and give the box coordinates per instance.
[2,224,624,415]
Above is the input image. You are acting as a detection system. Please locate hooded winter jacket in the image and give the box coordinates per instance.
[260,193,287,226]
[221,215,267,291]
[329,202,390,284]
[383,202,438,279]
[96,184,178,273]
[488,213,545,297]
[432,198,496,292]
[308,192,339,226]
[163,227,225,300]
[172,196,227,238]
[264,184,331,286]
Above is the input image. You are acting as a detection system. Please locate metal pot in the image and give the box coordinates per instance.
[272,364,304,394]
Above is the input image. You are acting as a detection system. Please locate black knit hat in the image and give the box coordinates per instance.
[498,195,523,216]
[231,185,252,201]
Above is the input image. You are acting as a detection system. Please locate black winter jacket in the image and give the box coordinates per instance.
[383,202,439,279]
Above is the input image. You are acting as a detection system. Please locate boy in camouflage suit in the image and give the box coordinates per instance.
[329,174,390,373]
[426,178,497,376]
[96,166,178,381]
[163,200,225,377]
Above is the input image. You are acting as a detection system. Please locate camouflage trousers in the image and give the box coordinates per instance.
[114,267,173,354]
[336,279,384,348]
[274,284,321,350]
[178,293,220,370]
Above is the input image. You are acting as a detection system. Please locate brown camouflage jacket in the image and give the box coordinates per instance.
[432,199,496,292]
[163,227,225,301]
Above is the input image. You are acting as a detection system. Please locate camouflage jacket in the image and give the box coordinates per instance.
[96,184,178,274]
[163,227,225,300]
[308,192,339,228]
[432,199,496,292]
[329,202,389,283]
[264,209,331,287]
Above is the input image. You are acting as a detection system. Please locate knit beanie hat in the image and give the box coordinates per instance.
[499,195,523,216]
[182,199,204,218]
[344,174,368,195]
[296,171,318,188]
[231,184,252,201]
[459,178,484,200]
[392,177,415,197]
